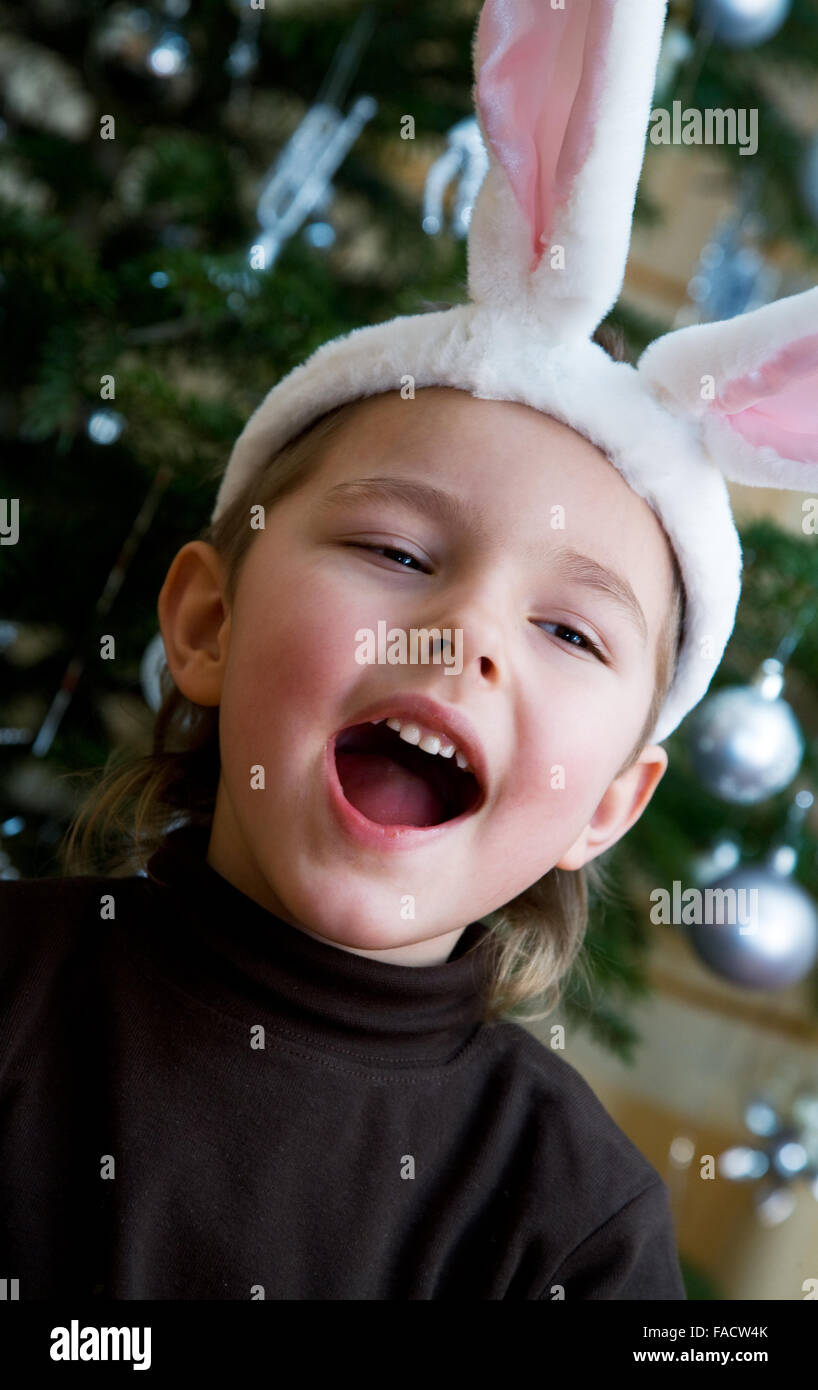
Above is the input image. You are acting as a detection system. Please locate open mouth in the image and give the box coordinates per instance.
[333,720,483,828]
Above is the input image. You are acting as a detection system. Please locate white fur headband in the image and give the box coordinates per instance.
[212,0,818,744]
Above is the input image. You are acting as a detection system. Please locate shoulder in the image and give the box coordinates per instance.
[0,869,149,992]
[482,1017,663,1195]
[0,870,151,1067]
[478,1020,686,1298]
[0,868,143,929]
[0,870,103,938]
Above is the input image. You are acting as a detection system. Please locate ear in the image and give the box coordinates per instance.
[467,0,668,337]
[638,286,818,491]
[157,541,231,707]
[555,743,668,871]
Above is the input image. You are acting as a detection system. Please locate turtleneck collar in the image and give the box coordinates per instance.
[141,823,494,1068]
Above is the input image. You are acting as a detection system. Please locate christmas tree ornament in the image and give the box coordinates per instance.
[718,1079,818,1225]
[769,1130,810,1177]
[227,35,259,83]
[422,118,490,239]
[250,95,377,271]
[226,0,263,91]
[248,11,377,272]
[87,409,126,446]
[687,856,818,987]
[685,658,804,804]
[719,1144,769,1178]
[302,221,336,250]
[89,2,197,111]
[687,823,818,988]
[694,0,791,49]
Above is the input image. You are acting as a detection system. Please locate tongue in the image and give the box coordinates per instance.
[335,752,447,827]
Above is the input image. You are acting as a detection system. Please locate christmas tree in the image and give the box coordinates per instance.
[2,0,818,1063]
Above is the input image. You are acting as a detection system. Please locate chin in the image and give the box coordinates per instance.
[304,918,412,952]
[307,901,432,951]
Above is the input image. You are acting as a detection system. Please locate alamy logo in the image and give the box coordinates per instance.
[649,102,758,156]
[355,622,463,675]
[1,498,19,545]
[649,881,759,932]
[50,1319,151,1370]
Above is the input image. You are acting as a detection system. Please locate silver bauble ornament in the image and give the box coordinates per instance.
[688,852,818,989]
[685,659,804,804]
[695,0,791,48]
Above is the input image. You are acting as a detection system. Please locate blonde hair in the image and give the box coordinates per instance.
[60,378,685,1026]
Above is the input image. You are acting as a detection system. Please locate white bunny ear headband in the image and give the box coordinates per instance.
[213,0,818,745]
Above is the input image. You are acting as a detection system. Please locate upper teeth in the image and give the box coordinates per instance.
[371,717,473,772]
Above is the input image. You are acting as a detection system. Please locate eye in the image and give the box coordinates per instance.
[538,620,607,663]
[348,542,429,573]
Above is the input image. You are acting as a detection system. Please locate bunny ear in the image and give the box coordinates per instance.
[638,287,818,491]
[467,0,668,337]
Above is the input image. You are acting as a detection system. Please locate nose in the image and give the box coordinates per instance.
[421,586,506,684]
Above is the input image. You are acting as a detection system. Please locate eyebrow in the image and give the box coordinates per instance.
[318,476,648,645]
[318,476,488,539]
[547,546,648,645]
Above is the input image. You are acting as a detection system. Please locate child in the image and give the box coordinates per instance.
[2,0,817,1301]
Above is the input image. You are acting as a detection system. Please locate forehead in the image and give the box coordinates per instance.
[303,387,678,640]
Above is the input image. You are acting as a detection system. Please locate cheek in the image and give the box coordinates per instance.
[506,684,630,819]
[218,564,372,747]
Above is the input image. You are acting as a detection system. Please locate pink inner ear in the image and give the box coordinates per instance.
[714,333,818,464]
[475,0,614,272]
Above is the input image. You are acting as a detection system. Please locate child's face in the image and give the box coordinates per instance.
[161,387,672,962]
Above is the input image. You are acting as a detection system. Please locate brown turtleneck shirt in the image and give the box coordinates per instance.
[0,824,686,1300]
